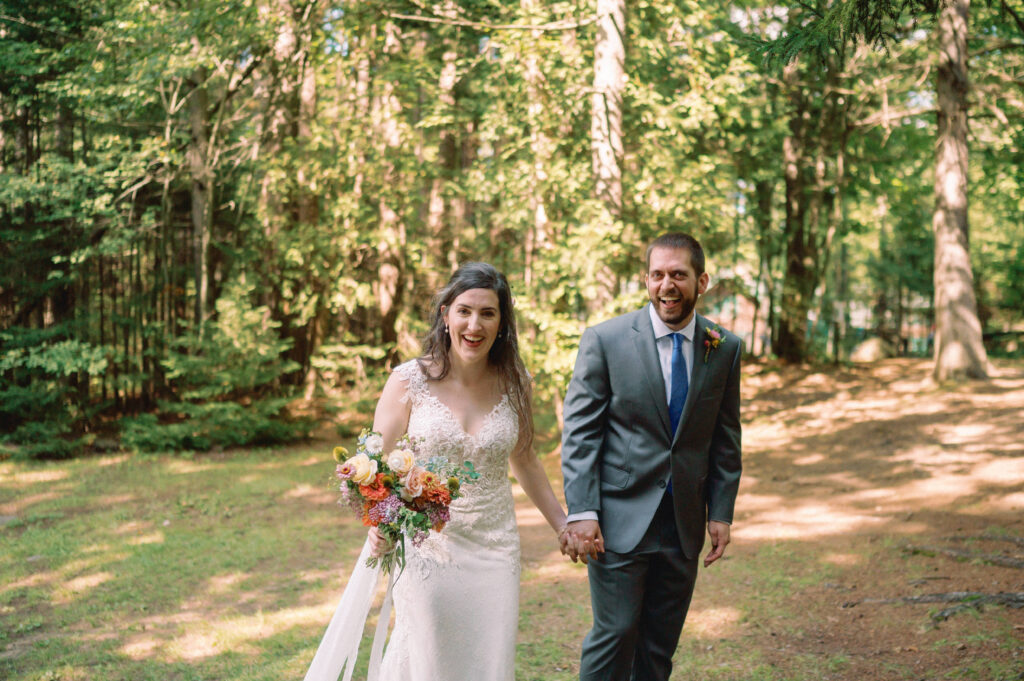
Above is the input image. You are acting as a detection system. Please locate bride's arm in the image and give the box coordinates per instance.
[372,371,412,451]
[366,371,412,556]
[509,444,569,541]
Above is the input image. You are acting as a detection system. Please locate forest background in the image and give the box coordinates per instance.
[1,0,1023,458]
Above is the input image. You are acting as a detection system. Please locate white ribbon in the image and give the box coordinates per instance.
[303,539,394,681]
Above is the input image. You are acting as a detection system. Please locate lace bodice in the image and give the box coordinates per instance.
[392,360,520,576]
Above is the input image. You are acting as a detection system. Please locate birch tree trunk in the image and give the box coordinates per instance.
[590,0,625,313]
[932,0,988,381]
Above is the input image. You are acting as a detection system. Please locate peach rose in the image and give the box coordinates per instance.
[400,465,428,501]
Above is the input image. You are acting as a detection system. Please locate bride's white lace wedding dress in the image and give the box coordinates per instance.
[303,359,521,681]
[379,360,521,681]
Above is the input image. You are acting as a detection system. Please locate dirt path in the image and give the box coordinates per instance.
[516,358,1024,680]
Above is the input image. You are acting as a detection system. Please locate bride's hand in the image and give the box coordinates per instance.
[368,527,394,557]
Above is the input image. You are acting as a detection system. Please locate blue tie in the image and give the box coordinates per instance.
[668,333,689,435]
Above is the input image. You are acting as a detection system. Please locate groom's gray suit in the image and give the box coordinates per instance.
[561,306,742,681]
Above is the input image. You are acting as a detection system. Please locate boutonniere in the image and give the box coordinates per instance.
[703,325,724,362]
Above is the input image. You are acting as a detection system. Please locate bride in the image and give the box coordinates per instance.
[321,262,570,681]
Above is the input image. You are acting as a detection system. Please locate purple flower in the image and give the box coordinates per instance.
[411,530,430,547]
[426,506,450,527]
[367,495,404,525]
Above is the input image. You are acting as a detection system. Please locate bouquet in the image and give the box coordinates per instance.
[333,429,479,574]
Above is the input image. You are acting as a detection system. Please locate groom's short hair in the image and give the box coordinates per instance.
[646,233,705,275]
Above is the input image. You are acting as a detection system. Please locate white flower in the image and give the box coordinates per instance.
[348,453,379,485]
[386,449,416,476]
[364,434,384,455]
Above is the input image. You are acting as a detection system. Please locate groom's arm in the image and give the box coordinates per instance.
[561,327,611,518]
[705,337,743,527]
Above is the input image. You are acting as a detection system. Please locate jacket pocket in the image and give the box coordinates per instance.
[600,462,631,489]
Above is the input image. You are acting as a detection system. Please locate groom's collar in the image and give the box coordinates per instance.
[647,303,696,342]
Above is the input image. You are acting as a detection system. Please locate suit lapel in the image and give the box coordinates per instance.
[674,314,710,442]
[632,310,671,436]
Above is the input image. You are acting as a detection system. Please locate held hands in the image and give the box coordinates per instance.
[704,520,730,567]
[559,520,605,564]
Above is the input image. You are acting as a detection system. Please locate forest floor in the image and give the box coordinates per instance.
[1,358,1022,681]
[515,357,1024,680]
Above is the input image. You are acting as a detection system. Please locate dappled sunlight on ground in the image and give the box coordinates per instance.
[820,552,863,566]
[53,571,115,604]
[685,606,743,639]
[0,491,62,515]
[3,468,69,485]
[98,493,138,507]
[740,358,1024,543]
[165,460,218,475]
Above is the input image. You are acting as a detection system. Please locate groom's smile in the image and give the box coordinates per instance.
[645,246,709,330]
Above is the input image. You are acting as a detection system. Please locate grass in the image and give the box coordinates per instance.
[2,442,835,681]
[2,444,362,681]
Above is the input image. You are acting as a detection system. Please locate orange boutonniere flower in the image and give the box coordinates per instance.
[703,325,724,362]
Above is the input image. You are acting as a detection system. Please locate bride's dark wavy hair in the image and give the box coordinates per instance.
[418,262,534,454]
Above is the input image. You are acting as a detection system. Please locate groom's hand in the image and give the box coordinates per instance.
[704,521,731,567]
[566,520,604,564]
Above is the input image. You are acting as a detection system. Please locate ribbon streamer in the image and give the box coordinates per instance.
[303,540,393,681]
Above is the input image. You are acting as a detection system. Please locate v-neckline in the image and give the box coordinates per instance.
[423,390,508,440]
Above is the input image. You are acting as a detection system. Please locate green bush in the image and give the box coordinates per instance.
[119,279,311,453]
[0,329,107,459]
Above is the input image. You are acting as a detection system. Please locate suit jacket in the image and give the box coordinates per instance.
[561,308,742,559]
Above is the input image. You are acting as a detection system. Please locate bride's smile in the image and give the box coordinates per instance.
[443,288,501,365]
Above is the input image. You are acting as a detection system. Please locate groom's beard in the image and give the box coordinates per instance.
[650,288,698,327]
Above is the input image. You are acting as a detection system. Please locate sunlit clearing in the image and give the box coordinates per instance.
[521,560,589,585]
[161,604,340,661]
[255,460,289,470]
[54,571,114,604]
[11,469,69,484]
[122,636,161,660]
[96,454,130,467]
[127,531,165,546]
[793,454,826,465]
[740,501,885,540]
[99,493,137,507]
[1,490,62,515]
[514,503,548,527]
[821,552,862,566]
[115,520,153,535]
[284,483,329,500]
[686,606,742,639]
[166,460,217,474]
[205,572,247,594]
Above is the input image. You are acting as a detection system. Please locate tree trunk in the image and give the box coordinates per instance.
[187,54,212,333]
[589,0,625,314]
[425,18,459,292]
[522,0,551,291]
[777,61,813,362]
[932,0,988,381]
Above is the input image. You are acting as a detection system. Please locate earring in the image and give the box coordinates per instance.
[444,324,449,334]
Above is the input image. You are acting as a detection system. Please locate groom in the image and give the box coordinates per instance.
[560,232,742,681]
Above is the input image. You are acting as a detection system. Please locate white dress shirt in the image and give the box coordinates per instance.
[566,305,697,525]
[648,303,696,399]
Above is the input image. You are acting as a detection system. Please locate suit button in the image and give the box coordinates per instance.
[658,480,667,489]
